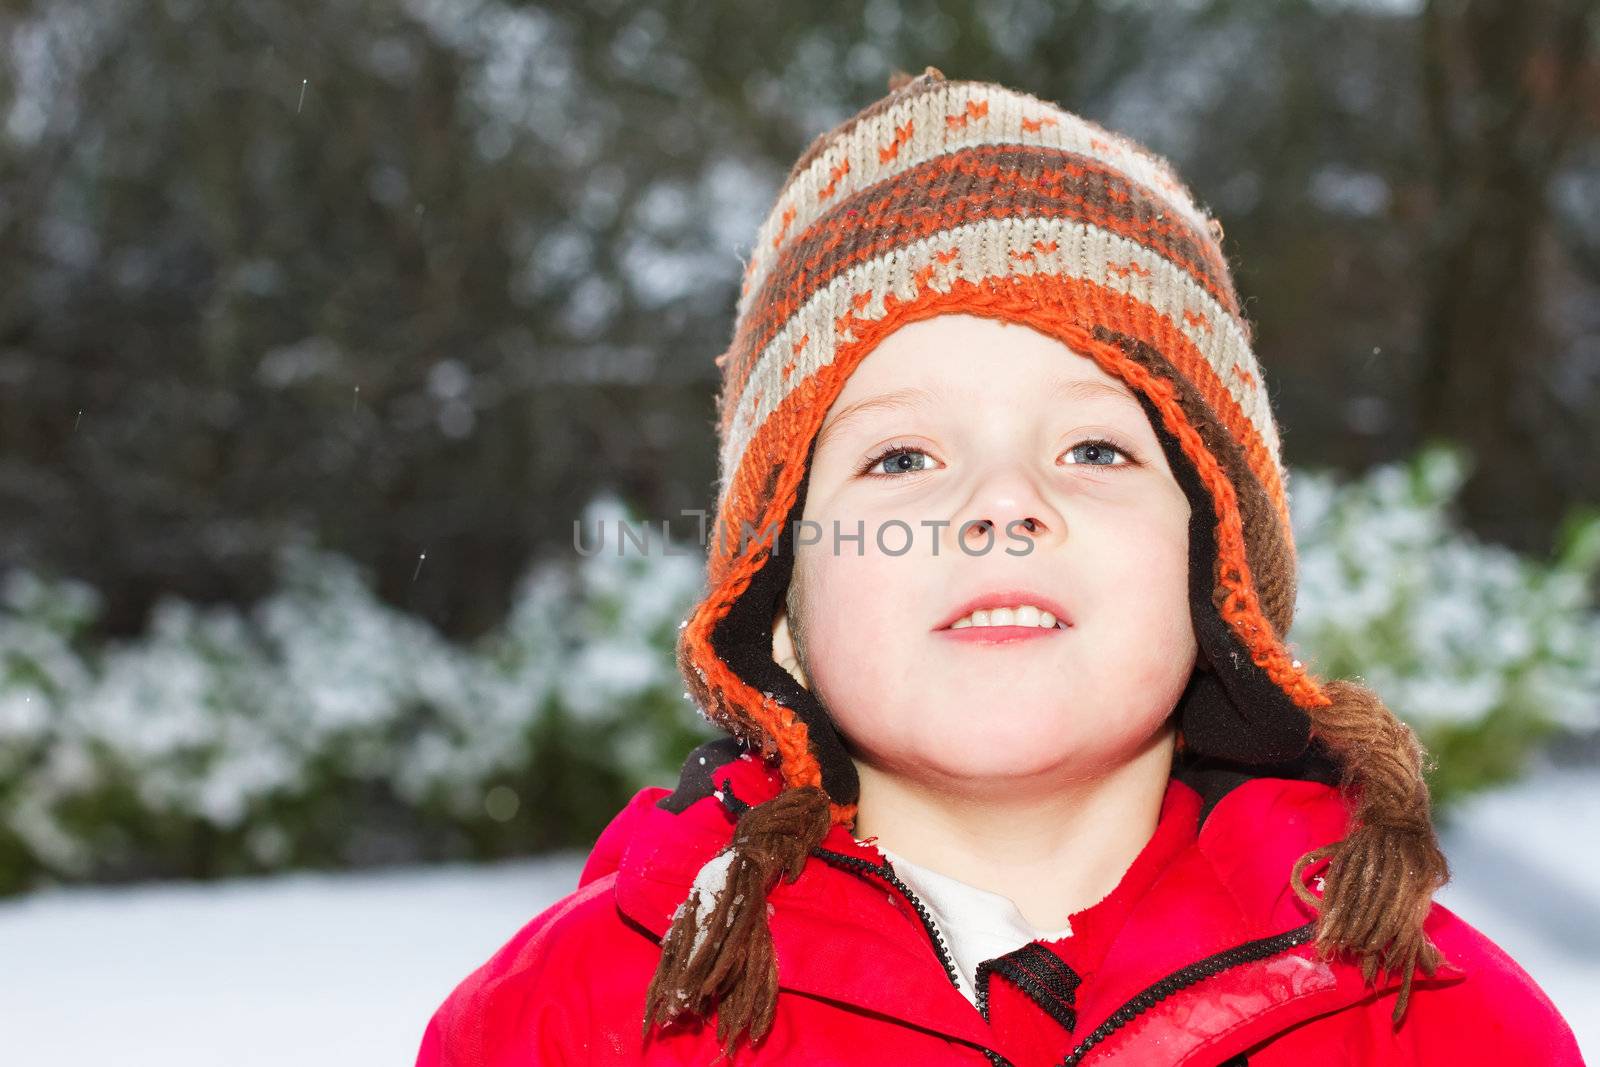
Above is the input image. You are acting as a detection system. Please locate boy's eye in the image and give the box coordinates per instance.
[858,437,1139,478]
[860,443,934,477]
[1063,439,1137,468]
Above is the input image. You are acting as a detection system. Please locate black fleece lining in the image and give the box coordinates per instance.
[1177,742,1344,826]
[656,735,746,813]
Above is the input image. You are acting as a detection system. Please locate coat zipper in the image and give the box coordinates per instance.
[812,846,1017,1067]
[812,847,966,992]
[811,845,1311,1067]
[1052,921,1316,1066]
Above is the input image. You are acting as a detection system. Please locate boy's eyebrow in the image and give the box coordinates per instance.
[1050,375,1144,411]
[814,383,951,454]
[814,374,1143,453]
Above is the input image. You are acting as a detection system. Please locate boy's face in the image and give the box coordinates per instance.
[771,313,1197,792]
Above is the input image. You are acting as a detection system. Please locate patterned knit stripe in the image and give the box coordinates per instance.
[687,273,1329,808]
[714,213,1288,537]
[776,68,953,189]
[736,78,1218,324]
[717,142,1244,425]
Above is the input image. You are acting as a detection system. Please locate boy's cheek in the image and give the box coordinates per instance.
[801,556,909,639]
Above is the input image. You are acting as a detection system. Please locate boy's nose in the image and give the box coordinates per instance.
[958,462,1068,549]
[964,514,1048,544]
[967,516,1042,531]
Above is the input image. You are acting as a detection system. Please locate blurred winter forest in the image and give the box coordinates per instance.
[2,0,1599,895]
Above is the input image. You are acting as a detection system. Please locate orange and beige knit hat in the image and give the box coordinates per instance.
[649,68,1447,1050]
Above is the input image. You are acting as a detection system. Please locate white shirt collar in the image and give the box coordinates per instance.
[877,845,1073,1006]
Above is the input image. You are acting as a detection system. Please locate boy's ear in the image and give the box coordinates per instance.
[772,609,810,689]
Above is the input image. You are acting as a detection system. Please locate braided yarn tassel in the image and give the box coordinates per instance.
[1290,679,1451,1024]
[642,786,833,1058]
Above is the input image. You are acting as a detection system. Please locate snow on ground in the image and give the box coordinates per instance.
[2,770,1596,1066]
[1432,763,1600,1053]
[0,852,588,1066]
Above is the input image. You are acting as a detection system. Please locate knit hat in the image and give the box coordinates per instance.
[647,68,1447,1054]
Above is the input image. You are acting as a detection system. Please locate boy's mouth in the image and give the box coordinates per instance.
[934,590,1073,632]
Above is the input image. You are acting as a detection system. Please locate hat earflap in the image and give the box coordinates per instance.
[696,439,860,808]
[1126,386,1317,767]
[646,442,853,1053]
[1126,386,1449,1022]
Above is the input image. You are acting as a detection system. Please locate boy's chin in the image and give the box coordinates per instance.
[903,744,1143,790]
[888,714,1150,769]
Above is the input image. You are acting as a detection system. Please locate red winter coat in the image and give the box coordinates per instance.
[416,748,1583,1066]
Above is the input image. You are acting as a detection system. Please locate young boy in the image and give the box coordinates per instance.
[416,69,1582,1066]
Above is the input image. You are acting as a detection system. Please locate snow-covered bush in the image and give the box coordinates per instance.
[1288,443,1600,806]
[0,494,714,894]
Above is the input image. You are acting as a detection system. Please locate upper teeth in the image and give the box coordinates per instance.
[949,605,1064,629]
